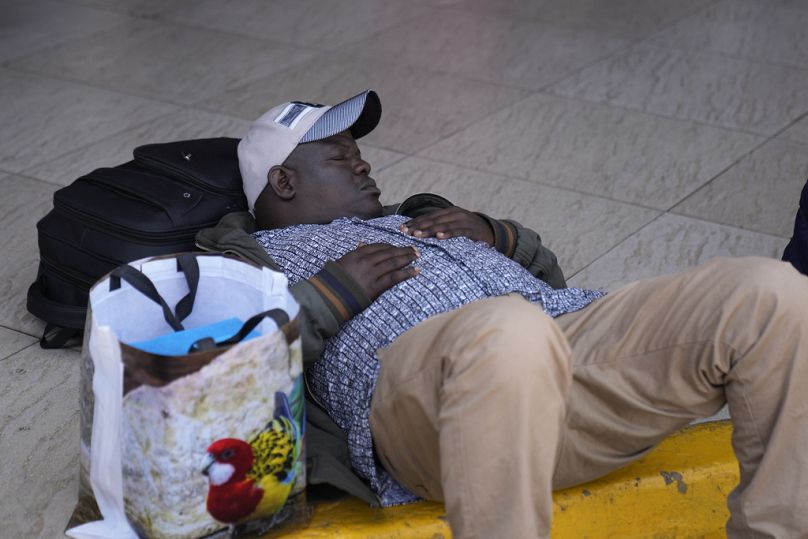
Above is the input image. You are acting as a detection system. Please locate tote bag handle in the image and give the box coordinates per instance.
[187,308,290,353]
[108,253,200,331]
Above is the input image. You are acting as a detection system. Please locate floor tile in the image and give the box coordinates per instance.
[0,327,36,360]
[62,0,172,17]
[451,0,711,39]
[0,175,58,336]
[551,42,808,136]
[781,115,808,145]
[377,157,660,275]
[419,94,762,209]
[0,345,80,539]
[342,9,631,90]
[774,0,808,9]
[24,106,406,186]
[25,108,251,186]
[0,69,178,174]
[649,0,808,69]
[10,19,316,105]
[672,138,808,237]
[568,214,788,290]
[362,146,407,172]
[160,0,433,49]
[0,0,129,63]
[201,53,531,154]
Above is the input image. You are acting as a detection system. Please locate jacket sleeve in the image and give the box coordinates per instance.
[289,262,371,368]
[476,213,567,289]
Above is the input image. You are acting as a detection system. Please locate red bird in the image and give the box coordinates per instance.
[202,392,301,525]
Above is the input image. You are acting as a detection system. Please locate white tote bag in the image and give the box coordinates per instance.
[66,253,307,539]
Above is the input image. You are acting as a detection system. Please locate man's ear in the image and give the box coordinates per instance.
[267,166,295,201]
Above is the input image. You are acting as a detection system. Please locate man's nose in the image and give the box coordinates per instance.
[354,157,371,176]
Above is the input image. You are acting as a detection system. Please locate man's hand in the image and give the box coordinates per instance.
[400,207,495,246]
[335,243,420,301]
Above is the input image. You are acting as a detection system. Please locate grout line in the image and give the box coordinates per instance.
[666,108,808,216]
[5,171,77,190]
[540,86,778,140]
[396,152,667,213]
[568,206,792,282]
[566,213,667,281]
[0,340,40,363]
[660,212,792,241]
[2,62,188,109]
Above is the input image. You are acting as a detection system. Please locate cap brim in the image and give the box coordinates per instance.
[299,90,381,143]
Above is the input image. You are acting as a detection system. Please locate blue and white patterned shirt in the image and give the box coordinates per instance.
[253,215,604,505]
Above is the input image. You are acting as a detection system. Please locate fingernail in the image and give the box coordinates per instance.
[412,247,420,257]
[400,225,409,233]
[437,232,446,238]
[412,267,421,275]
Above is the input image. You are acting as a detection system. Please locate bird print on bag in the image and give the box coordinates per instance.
[202,390,302,525]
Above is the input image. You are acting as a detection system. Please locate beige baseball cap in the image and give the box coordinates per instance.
[238,89,381,212]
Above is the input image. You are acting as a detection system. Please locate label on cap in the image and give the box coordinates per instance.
[275,102,323,130]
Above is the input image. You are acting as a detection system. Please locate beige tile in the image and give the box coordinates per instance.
[25,108,251,186]
[0,0,129,62]
[672,138,808,237]
[160,0,433,49]
[0,69,177,174]
[452,0,711,39]
[341,9,630,90]
[568,214,788,291]
[0,327,36,360]
[650,1,808,69]
[551,42,808,136]
[376,157,660,275]
[419,93,762,209]
[0,175,57,336]
[0,346,80,538]
[781,115,808,145]
[201,53,530,154]
[10,19,316,105]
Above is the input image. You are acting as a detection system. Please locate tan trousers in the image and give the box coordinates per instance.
[369,257,808,539]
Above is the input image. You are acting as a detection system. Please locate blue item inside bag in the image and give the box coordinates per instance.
[130,317,261,356]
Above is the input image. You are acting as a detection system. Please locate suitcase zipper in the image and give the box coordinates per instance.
[134,155,244,196]
[52,200,211,244]
[39,255,96,288]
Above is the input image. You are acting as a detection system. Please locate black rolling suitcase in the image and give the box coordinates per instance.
[26,137,247,348]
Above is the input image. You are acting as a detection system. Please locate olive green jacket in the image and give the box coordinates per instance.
[195,193,566,506]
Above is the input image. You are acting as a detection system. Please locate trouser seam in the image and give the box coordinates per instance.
[575,338,740,367]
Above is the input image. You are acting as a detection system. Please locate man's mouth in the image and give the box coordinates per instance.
[360,181,381,195]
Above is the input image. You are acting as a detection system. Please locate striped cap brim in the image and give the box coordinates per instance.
[299,90,381,143]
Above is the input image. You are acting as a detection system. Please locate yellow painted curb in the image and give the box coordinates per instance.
[277,421,737,538]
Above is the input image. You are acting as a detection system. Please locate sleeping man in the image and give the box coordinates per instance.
[196,90,808,538]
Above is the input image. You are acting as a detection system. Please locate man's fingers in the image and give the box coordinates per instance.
[360,245,419,267]
[402,209,458,233]
[372,266,420,294]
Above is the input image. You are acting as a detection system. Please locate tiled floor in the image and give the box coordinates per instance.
[1,0,805,536]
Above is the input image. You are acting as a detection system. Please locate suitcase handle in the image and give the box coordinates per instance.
[108,253,200,331]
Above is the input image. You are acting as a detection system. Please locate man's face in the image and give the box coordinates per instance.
[285,131,383,223]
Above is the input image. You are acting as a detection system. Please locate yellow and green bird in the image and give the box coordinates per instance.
[202,390,303,525]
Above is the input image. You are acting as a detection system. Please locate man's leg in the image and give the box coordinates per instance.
[553,257,808,538]
[370,295,572,539]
